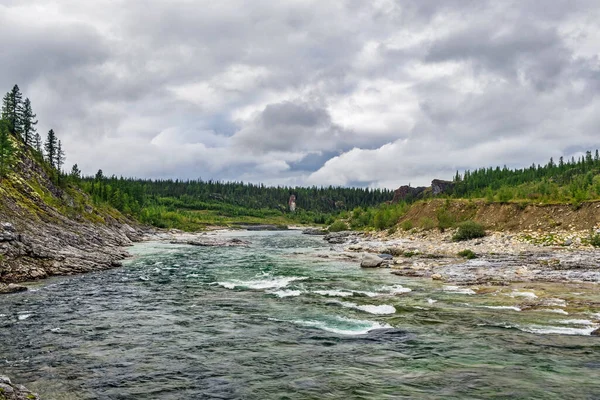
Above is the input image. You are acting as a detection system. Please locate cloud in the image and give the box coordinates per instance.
[0,0,599,188]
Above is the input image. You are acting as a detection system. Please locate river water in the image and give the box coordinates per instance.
[1,231,599,399]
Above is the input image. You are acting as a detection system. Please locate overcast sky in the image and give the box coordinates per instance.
[2,0,600,188]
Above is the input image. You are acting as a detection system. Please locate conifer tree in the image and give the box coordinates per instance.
[21,98,37,146]
[0,121,16,179]
[44,129,57,167]
[70,163,81,181]
[55,140,65,172]
[1,85,24,137]
[34,133,43,154]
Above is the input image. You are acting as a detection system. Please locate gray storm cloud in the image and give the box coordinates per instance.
[1,0,599,187]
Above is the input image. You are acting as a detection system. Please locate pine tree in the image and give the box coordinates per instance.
[21,98,37,146]
[0,121,16,179]
[44,129,57,167]
[70,163,81,181]
[34,133,43,153]
[55,139,65,172]
[1,85,24,137]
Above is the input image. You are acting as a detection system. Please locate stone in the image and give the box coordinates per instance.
[361,253,384,268]
[0,284,28,294]
[591,328,600,336]
[431,273,443,280]
[302,228,327,235]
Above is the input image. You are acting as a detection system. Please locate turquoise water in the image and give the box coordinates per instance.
[1,231,599,399]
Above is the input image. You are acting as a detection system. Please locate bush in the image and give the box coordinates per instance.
[590,232,600,247]
[328,220,349,232]
[436,209,456,232]
[420,217,435,231]
[457,249,477,259]
[400,220,413,231]
[453,221,486,241]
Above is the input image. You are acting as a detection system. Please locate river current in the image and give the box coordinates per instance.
[1,231,599,399]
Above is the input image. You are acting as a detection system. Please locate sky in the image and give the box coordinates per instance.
[1,0,600,188]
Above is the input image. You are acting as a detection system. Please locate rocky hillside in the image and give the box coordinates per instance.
[0,144,143,290]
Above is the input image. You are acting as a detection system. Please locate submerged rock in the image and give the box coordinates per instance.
[591,328,600,337]
[361,253,384,268]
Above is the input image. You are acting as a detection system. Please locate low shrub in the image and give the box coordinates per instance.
[457,249,477,259]
[452,221,486,241]
[328,220,349,232]
[420,217,435,231]
[590,232,600,247]
[400,220,413,231]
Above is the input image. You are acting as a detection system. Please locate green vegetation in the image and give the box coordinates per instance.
[589,232,600,248]
[453,221,486,242]
[457,249,477,259]
[400,220,413,231]
[453,151,600,204]
[328,220,349,232]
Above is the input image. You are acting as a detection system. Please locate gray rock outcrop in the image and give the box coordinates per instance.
[361,253,384,268]
[0,375,39,399]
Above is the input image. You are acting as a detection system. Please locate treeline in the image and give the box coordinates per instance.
[452,150,600,204]
[78,174,394,226]
[0,84,67,179]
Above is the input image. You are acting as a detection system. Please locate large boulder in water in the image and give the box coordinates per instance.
[591,328,600,336]
[361,253,384,268]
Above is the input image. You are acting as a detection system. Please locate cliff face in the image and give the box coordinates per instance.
[0,146,143,285]
[392,179,455,203]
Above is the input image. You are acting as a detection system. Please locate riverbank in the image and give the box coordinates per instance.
[317,227,600,286]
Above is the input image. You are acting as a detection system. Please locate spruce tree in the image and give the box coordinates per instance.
[70,163,81,181]
[21,98,37,146]
[0,121,16,179]
[1,85,24,137]
[44,129,57,167]
[34,133,43,154]
[55,140,65,172]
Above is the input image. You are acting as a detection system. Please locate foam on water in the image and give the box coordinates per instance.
[541,308,569,315]
[544,298,567,307]
[313,289,354,297]
[508,291,537,299]
[478,305,522,312]
[218,276,307,290]
[380,285,412,295]
[270,289,303,298]
[442,286,476,295]
[273,316,393,335]
[427,299,437,304]
[557,319,595,325]
[519,325,598,336]
[18,314,31,321]
[337,301,396,315]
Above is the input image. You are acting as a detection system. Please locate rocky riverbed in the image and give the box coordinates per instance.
[314,229,600,286]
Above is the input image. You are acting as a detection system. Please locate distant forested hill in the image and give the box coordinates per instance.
[453,150,600,203]
[79,176,393,228]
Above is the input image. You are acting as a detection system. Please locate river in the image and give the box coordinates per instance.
[1,231,599,399]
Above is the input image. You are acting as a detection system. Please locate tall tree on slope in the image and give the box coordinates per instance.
[1,85,24,138]
[21,98,38,146]
[44,129,57,168]
[0,120,16,179]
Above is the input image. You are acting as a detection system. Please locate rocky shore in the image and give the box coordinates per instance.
[316,228,600,285]
[0,376,39,400]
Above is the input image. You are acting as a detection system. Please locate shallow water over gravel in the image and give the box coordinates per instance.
[1,231,600,399]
